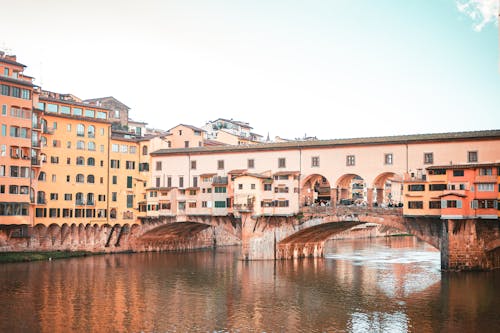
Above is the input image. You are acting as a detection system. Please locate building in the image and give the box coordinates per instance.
[165,124,206,148]
[0,52,36,226]
[403,163,500,219]
[84,96,130,128]
[148,130,500,218]
[34,90,112,226]
[202,118,264,145]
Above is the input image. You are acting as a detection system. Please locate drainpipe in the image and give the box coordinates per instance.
[298,146,302,212]
[106,125,110,224]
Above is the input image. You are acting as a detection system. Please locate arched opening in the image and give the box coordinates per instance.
[372,172,401,207]
[301,174,331,206]
[336,174,365,205]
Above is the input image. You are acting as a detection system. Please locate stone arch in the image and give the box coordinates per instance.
[335,173,366,205]
[33,224,48,246]
[372,172,397,206]
[47,223,61,246]
[301,174,332,206]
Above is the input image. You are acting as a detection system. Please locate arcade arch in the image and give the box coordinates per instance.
[301,174,331,206]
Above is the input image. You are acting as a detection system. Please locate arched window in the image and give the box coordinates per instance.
[76,156,85,165]
[77,124,85,137]
[142,145,148,155]
[87,157,95,166]
[37,191,46,204]
[38,171,46,181]
[87,125,95,138]
[87,193,94,205]
[76,140,85,150]
[76,174,85,183]
[87,174,95,183]
[87,141,96,151]
[76,192,84,205]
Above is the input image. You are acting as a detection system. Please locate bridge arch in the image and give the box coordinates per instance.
[336,173,366,204]
[301,174,332,206]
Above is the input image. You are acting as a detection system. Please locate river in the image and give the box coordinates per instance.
[0,236,499,332]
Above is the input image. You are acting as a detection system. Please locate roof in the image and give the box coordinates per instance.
[427,162,500,170]
[83,96,130,109]
[438,192,467,198]
[204,139,228,146]
[228,169,247,174]
[0,56,26,68]
[0,75,34,88]
[273,171,300,176]
[151,129,500,156]
[234,173,273,180]
[210,118,253,129]
[40,96,112,111]
[168,124,206,132]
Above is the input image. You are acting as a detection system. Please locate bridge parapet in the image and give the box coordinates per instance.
[300,206,402,218]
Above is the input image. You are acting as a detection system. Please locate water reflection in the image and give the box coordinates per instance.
[0,237,499,332]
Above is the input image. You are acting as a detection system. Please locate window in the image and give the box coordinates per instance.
[110,160,120,168]
[87,142,96,151]
[52,174,57,182]
[214,201,226,208]
[127,176,132,188]
[112,144,119,152]
[88,125,95,138]
[126,194,133,208]
[217,160,224,170]
[468,151,478,163]
[85,109,95,118]
[264,184,272,191]
[193,176,198,187]
[429,184,447,191]
[129,146,136,154]
[214,186,226,193]
[477,183,494,192]
[248,159,255,169]
[476,199,496,209]
[50,156,59,164]
[126,161,135,169]
[87,157,95,166]
[156,161,162,171]
[429,201,441,209]
[278,158,286,168]
[408,201,423,209]
[251,184,256,190]
[96,111,107,119]
[384,153,393,165]
[121,145,128,153]
[112,192,117,201]
[60,106,70,114]
[444,200,462,208]
[50,193,58,200]
[424,153,433,164]
[77,140,85,150]
[453,170,464,177]
[179,176,184,188]
[479,168,492,176]
[112,176,117,184]
[408,184,425,191]
[346,155,355,166]
[64,194,72,201]
[76,174,85,183]
[238,184,244,190]
[76,156,85,165]
[46,103,58,112]
[191,160,197,170]
[67,141,71,149]
[184,141,189,148]
[77,124,85,137]
[142,146,148,155]
[87,175,95,183]
[311,156,319,167]
[167,176,172,188]
[73,108,82,116]
[155,177,160,187]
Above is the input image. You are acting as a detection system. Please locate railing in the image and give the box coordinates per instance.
[300,205,403,215]
[212,176,228,185]
[233,203,254,211]
[31,157,41,166]
[42,127,54,134]
[36,199,46,205]
[31,141,41,148]
[75,200,85,206]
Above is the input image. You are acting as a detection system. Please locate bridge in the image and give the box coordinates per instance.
[130,205,500,271]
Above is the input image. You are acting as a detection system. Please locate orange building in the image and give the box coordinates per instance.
[403,163,500,219]
[33,91,112,226]
[0,53,36,227]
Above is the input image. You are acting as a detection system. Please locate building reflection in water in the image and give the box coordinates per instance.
[0,237,499,332]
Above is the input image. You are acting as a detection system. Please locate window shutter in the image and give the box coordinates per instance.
[457,200,462,209]
[441,200,446,208]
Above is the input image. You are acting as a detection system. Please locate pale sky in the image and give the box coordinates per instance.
[1,0,498,140]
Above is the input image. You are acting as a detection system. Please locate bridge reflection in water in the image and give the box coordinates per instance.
[0,237,499,332]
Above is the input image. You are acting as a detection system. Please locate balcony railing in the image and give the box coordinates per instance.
[31,158,41,166]
[212,176,228,185]
[75,200,85,206]
[42,127,54,134]
[36,199,46,205]
[233,203,253,212]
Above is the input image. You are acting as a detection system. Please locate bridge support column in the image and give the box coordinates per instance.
[366,188,374,207]
[240,213,277,260]
[330,188,337,207]
[340,188,349,200]
[376,188,384,205]
[441,219,500,271]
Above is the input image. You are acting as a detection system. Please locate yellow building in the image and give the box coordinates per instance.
[109,135,141,224]
[33,91,111,226]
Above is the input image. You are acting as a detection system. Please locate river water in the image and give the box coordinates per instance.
[1,236,499,333]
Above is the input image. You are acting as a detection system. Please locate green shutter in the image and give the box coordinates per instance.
[127,176,132,188]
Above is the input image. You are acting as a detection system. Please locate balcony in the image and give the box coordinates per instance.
[75,200,85,206]
[233,203,254,212]
[42,127,54,134]
[212,176,228,185]
[31,158,41,166]
[31,141,41,148]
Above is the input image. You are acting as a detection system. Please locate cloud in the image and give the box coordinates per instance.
[457,0,499,31]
